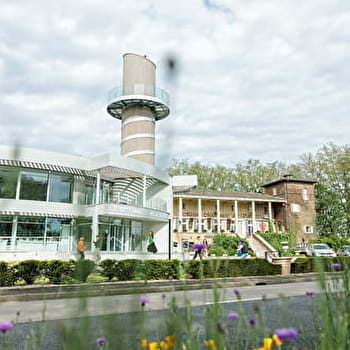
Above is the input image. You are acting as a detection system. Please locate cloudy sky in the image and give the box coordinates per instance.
[1,0,349,168]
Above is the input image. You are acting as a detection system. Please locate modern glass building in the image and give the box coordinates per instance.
[0,145,172,261]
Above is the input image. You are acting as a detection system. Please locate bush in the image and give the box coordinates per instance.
[0,261,18,287]
[74,259,96,282]
[115,259,142,281]
[184,259,281,279]
[40,260,75,284]
[208,245,225,256]
[143,260,180,280]
[99,259,117,281]
[291,256,350,273]
[259,232,291,253]
[15,260,41,285]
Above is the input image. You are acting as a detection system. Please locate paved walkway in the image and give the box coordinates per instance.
[0,279,320,324]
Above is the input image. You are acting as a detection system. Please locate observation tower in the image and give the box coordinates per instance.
[107,53,170,165]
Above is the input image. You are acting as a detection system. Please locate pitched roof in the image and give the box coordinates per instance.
[262,177,317,187]
[173,188,285,202]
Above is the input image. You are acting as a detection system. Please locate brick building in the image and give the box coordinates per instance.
[262,174,317,242]
[172,175,317,249]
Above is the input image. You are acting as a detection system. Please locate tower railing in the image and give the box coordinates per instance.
[107,85,170,105]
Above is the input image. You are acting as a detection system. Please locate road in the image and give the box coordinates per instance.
[0,281,321,349]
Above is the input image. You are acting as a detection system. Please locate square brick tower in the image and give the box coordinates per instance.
[262,175,317,243]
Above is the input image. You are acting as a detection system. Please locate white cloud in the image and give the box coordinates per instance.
[0,0,349,169]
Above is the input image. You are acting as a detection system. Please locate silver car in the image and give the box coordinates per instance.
[337,245,350,256]
[305,243,336,257]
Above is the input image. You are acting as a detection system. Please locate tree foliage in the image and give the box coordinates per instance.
[168,142,350,237]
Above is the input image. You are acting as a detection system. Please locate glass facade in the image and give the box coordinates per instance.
[73,217,92,250]
[98,216,145,252]
[0,165,167,255]
[0,166,96,205]
[17,216,46,239]
[75,176,96,205]
[0,166,18,199]
[48,173,74,203]
[20,170,49,201]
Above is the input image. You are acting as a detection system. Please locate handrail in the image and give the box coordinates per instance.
[107,85,170,105]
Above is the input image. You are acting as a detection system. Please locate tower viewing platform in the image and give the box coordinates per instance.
[106,53,170,165]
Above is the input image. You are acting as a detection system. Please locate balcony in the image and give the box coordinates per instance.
[107,85,170,120]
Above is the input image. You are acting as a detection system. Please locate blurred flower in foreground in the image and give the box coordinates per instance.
[95,337,106,345]
[139,296,150,306]
[216,321,226,333]
[227,312,239,320]
[204,339,217,350]
[331,263,342,270]
[0,321,14,333]
[249,318,256,326]
[306,291,316,296]
[253,334,282,350]
[274,328,298,342]
[141,336,175,349]
[160,335,175,349]
[233,288,240,296]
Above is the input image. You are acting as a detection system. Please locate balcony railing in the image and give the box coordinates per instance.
[107,85,170,105]
[109,196,167,212]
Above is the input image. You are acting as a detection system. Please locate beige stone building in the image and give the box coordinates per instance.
[172,175,317,248]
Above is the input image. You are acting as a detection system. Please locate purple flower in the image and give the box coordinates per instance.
[274,328,298,342]
[192,243,207,251]
[227,312,239,320]
[306,291,316,296]
[233,288,240,296]
[0,321,14,333]
[96,338,106,345]
[249,318,256,326]
[139,296,150,306]
[331,263,342,270]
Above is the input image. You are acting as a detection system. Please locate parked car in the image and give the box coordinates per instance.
[337,245,350,256]
[305,243,336,257]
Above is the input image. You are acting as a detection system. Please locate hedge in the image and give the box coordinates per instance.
[184,258,281,279]
[0,258,284,286]
[291,256,350,273]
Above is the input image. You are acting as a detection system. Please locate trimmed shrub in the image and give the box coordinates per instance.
[184,259,281,279]
[143,260,180,280]
[15,260,41,285]
[40,260,75,284]
[99,259,117,281]
[74,259,96,282]
[0,261,18,287]
[291,256,350,274]
[115,259,142,281]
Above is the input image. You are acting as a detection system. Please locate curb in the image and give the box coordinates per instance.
[0,273,319,302]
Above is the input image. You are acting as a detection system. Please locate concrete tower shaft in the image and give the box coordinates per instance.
[107,53,170,166]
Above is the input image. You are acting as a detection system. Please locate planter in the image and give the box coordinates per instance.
[271,256,295,275]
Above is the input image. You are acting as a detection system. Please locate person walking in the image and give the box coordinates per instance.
[77,237,85,260]
[192,236,205,260]
[93,235,102,262]
[147,231,158,253]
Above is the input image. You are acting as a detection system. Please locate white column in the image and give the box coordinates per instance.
[92,173,101,245]
[179,197,183,231]
[252,200,256,233]
[234,200,238,233]
[216,199,220,233]
[268,201,272,220]
[198,198,202,232]
[11,216,17,250]
[143,175,147,207]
